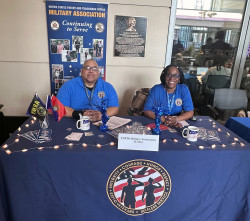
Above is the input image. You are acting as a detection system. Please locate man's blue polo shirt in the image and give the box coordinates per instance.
[57,77,119,110]
[144,83,194,115]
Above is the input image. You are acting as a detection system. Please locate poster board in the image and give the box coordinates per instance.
[46,1,108,94]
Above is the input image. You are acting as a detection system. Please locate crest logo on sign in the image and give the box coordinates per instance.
[50,20,60,31]
[106,159,171,216]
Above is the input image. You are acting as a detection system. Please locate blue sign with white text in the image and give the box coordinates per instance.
[46,1,108,94]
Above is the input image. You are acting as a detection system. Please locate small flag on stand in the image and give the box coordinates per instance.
[46,95,66,122]
[26,93,47,121]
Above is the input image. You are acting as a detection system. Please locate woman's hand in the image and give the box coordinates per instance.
[164,116,183,128]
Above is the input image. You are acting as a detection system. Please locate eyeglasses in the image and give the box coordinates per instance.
[166,74,180,79]
[83,66,99,71]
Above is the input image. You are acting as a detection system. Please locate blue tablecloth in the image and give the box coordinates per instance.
[0,116,250,221]
[225,117,250,143]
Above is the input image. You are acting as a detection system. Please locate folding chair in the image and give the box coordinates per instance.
[127,88,150,116]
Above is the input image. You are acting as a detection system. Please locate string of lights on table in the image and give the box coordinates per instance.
[1,116,246,155]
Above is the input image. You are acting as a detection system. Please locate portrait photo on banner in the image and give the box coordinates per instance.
[80,48,93,64]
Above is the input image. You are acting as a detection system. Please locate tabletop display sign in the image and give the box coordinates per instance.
[46,1,108,94]
[114,15,147,57]
[118,134,159,151]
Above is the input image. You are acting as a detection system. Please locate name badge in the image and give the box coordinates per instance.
[118,134,159,151]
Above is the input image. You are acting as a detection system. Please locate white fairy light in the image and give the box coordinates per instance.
[82,143,87,147]
[6,150,11,154]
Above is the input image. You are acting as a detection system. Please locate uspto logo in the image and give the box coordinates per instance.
[106,159,171,216]
[50,20,60,31]
[175,98,182,106]
[98,91,105,98]
[95,23,104,33]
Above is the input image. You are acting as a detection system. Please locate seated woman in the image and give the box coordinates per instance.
[144,65,194,127]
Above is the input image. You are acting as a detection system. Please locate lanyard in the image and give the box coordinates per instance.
[83,81,97,108]
[166,92,175,115]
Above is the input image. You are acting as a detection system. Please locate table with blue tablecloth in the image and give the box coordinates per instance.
[0,115,250,221]
[225,117,250,143]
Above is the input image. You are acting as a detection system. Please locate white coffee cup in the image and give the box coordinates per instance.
[182,126,199,142]
[76,116,90,131]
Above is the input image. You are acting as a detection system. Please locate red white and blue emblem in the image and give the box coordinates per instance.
[106,159,171,216]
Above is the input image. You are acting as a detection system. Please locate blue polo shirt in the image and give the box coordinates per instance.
[144,83,194,115]
[57,77,119,111]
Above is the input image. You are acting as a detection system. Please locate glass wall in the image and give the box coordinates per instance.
[169,0,249,119]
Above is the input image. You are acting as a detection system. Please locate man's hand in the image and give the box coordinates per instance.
[84,110,101,122]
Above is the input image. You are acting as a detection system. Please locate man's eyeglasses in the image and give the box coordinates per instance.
[166,74,180,79]
[83,66,99,71]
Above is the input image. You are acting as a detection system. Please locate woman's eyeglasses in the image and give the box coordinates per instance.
[166,74,180,79]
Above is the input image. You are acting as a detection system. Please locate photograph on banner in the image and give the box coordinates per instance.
[114,15,147,57]
[52,64,64,82]
[63,40,70,50]
[93,39,104,58]
[72,36,83,53]
[99,66,104,78]
[46,1,108,94]
[61,50,78,62]
[80,48,93,64]
[55,79,64,89]
[50,39,71,54]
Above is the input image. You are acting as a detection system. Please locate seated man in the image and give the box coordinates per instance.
[57,59,119,122]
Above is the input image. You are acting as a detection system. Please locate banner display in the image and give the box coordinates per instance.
[46,1,108,94]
